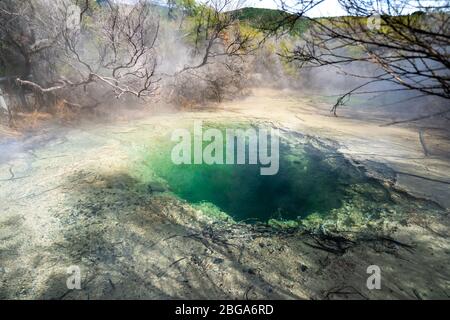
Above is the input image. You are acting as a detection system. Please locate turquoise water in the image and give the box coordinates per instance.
[163,142,347,221]
[136,125,377,222]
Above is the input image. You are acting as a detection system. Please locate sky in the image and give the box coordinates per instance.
[239,0,447,16]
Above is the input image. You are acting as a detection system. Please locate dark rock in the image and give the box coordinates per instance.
[246,268,256,275]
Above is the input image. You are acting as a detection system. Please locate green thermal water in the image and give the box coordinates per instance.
[160,143,346,221]
[133,124,387,223]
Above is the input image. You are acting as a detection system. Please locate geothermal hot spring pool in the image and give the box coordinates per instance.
[132,123,417,224]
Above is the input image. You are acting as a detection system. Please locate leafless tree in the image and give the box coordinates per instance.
[274,0,450,115]
[172,0,254,73]
[166,0,256,105]
[60,0,160,99]
[0,0,160,113]
[0,0,63,111]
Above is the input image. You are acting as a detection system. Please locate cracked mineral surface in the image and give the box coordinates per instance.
[0,88,449,299]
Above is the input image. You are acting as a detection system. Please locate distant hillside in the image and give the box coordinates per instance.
[228,7,442,35]
[230,7,287,21]
[229,7,311,35]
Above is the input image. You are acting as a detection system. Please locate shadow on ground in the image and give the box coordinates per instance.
[4,169,448,300]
